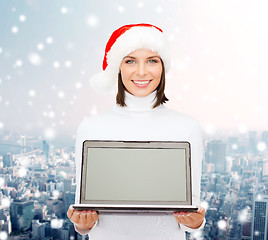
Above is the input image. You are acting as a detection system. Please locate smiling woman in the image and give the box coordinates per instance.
[68,23,206,240]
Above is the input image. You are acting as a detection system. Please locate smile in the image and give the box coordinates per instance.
[131,80,152,88]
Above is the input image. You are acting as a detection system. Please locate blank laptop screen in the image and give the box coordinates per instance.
[84,148,187,202]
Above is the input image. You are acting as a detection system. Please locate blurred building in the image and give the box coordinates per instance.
[251,195,268,239]
[10,199,34,232]
[205,140,227,173]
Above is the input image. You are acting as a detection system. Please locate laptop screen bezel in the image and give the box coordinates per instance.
[80,140,192,206]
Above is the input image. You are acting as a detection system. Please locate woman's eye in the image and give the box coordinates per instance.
[125,60,135,64]
[149,59,158,63]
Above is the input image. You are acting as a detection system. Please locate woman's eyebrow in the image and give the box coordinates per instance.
[123,56,160,59]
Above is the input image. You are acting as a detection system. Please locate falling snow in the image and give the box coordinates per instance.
[87,15,98,27]
[58,91,65,98]
[0,231,8,240]
[19,15,26,22]
[46,37,53,44]
[257,141,266,151]
[28,52,42,66]
[61,7,68,14]
[11,26,18,33]
[1,198,10,208]
[51,219,63,229]
[53,61,60,68]
[37,43,44,50]
[44,127,56,140]
[217,219,227,230]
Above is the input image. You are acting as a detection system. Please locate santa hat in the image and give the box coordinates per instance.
[89,23,171,95]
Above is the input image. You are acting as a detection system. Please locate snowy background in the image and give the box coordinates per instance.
[0,0,268,146]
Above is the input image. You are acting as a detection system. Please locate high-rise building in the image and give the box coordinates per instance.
[249,131,257,154]
[3,153,13,168]
[251,195,268,239]
[10,199,35,231]
[42,140,49,159]
[205,140,226,173]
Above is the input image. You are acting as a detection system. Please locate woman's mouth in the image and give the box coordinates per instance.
[131,80,152,88]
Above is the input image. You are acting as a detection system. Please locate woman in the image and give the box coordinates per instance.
[67,23,206,239]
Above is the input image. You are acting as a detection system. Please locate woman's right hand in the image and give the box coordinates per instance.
[67,206,99,230]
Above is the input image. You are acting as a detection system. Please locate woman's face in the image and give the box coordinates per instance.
[119,48,163,97]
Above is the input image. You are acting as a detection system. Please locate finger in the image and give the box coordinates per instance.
[91,211,99,222]
[80,211,87,225]
[197,207,206,216]
[70,210,80,224]
[67,207,74,220]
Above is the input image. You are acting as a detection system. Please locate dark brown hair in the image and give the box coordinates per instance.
[116,58,169,109]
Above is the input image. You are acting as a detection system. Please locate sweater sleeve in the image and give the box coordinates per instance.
[74,118,98,235]
[178,121,206,232]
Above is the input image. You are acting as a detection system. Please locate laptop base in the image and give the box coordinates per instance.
[71,204,198,213]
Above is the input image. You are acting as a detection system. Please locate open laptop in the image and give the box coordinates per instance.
[72,140,198,213]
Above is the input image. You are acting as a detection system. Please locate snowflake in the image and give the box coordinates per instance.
[28,52,42,66]
[0,122,3,129]
[52,190,60,198]
[75,82,82,89]
[238,124,248,134]
[19,15,26,22]
[201,201,209,210]
[51,219,63,229]
[48,111,55,118]
[1,198,10,208]
[232,144,238,150]
[156,6,162,13]
[0,47,2,53]
[137,2,144,8]
[15,60,23,67]
[205,124,215,135]
[44,128,56,140]
[0,231,8,240]
[65,61,72,67]
[217,219,227,230]
[61,7,68,14]
[53,61,60,68]
[87,15,98,27]
[58,91,65,98]
[257,141,266,152]
[11,26,19,33]
[118,5,125,12]
[46,37,53,44]
[29,90,36,97]
[34,191,41,198]
[18,167,27,177]
[37,43,44,50]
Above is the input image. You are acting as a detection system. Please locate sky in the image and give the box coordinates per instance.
[0,0,268,145]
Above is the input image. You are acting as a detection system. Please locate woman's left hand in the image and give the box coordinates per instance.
[173,206,206,229]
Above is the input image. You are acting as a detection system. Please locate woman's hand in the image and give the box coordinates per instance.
[173,206,206,229]
[67,206,99,230]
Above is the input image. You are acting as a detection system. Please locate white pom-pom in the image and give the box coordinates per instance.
[89,70,117,95]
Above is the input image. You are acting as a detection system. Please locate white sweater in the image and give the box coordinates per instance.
[74,90,206,239]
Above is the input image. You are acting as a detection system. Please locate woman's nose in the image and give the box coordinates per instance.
[136,63,147,76]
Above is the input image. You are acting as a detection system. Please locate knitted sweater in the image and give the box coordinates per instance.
[74,90,206,239]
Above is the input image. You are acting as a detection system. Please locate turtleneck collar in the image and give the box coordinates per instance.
[113,90,166,112]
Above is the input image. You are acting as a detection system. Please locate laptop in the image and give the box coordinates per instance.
[72,140,198,213]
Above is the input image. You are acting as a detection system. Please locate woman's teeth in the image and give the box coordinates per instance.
[132,80,151,84]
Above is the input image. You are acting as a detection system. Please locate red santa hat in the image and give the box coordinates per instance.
[90,23,171,95]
